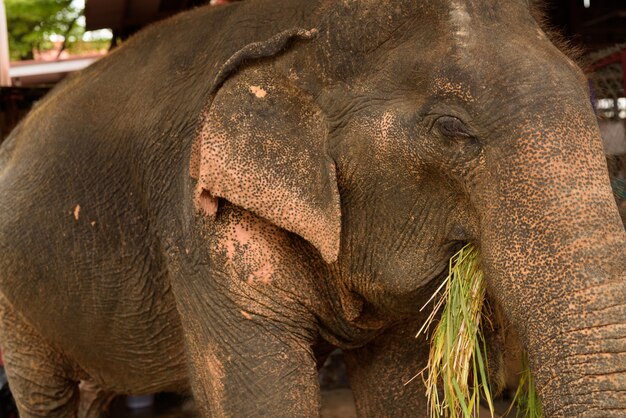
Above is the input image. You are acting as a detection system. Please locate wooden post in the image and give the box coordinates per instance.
[0,0,11,86]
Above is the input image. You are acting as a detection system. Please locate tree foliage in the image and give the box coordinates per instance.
[5,0,84,60]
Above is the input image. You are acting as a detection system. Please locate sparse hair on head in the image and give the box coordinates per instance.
[530,0,585,66]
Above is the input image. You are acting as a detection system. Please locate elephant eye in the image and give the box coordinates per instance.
[434,116,475,140]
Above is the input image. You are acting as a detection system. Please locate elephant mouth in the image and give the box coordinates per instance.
[441,240,470,271]
[411,240,469,311]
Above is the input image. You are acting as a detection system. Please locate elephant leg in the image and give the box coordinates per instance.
[343,318,430,418]
[179,314,321,417]
[0,300,79,418]
[173,276,321,418]
[78,380,115,418]
[174,206,323,417]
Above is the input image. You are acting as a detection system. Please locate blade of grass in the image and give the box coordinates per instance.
[475,337,494,414]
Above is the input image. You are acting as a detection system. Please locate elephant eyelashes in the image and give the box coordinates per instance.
[434,116,476,142]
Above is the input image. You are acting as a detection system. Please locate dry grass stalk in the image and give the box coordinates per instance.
[415,244,542,418]
[416,244,493,417]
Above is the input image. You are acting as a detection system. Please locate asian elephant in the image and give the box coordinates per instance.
[0,0,624,417]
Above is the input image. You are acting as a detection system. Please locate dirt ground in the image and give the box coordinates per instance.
[111,390,515,418]
[109,350,517,417]
[110,390,358,418]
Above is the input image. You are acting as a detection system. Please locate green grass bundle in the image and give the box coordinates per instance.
[416,244,542,418]
[416,244,493,417]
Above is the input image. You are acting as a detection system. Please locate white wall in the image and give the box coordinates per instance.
[0,0,10,86]
[599,118,626,156]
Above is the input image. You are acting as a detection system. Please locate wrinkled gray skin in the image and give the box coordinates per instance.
[0,1,625,417]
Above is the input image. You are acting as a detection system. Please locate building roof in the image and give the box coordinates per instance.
[85,0,206,36]
[8,55,103,87]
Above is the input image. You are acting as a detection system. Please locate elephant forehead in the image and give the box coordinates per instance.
[431,76,474,103]
[342,110,420,161]
[449,0,472,47]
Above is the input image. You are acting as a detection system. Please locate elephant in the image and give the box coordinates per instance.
[0,0,625,417]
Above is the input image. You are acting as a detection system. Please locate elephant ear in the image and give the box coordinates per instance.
[190,30,341,263]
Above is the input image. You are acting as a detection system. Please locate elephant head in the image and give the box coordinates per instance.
[190,0,626,414]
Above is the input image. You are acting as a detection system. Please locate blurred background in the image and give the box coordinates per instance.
[0,1,625,417]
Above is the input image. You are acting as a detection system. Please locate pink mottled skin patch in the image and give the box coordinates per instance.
[249,85,267,98]
[379,111,395,147]
[196,189,219,216]
[246,263,275,285]
[203,347,226,417]
[218,214,279,288]
[433,76,474,102]
[223,222,252,260]
[233,222,252,244]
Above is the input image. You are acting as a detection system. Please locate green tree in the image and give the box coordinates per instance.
[5,0,84,60]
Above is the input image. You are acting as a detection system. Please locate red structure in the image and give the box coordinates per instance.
[587,46,626,96]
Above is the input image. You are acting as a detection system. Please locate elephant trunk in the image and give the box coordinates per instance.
[478,108,626,416]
